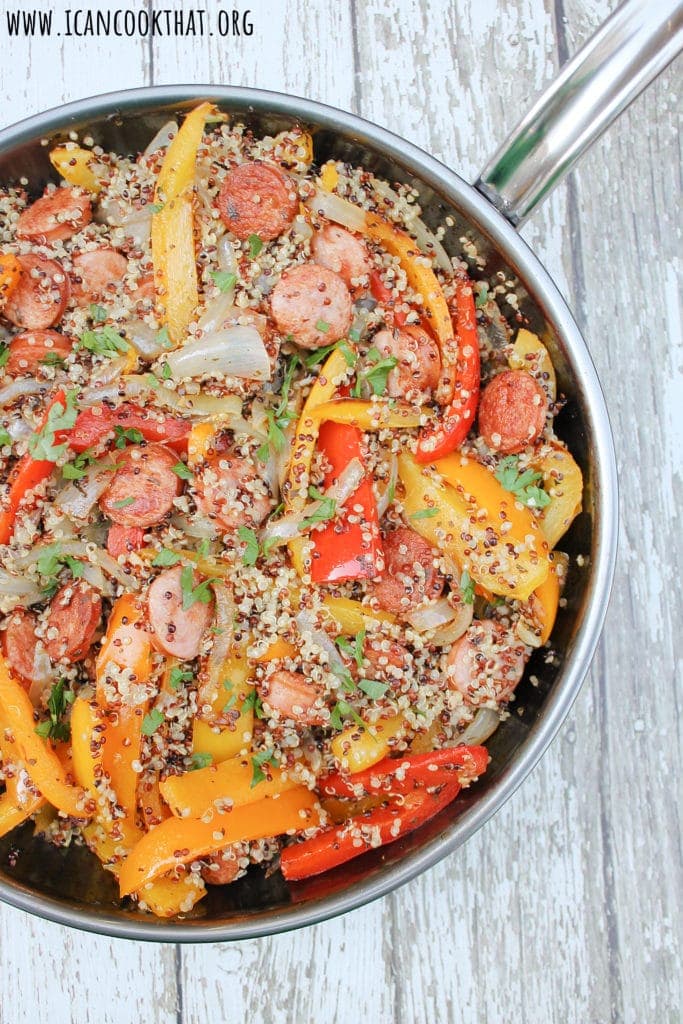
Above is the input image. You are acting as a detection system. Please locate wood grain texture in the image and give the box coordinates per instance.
[0,1,680,1022]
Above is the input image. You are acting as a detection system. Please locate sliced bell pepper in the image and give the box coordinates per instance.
[0,253,21,307]
[397,452,550,601]
[517,550,567,647]
[155,101,220,203]
[321,595,396,635]
[310,419,383,583]
[70,403,190,454]
[95,593,153,706]
[416,275,480,461]
[0,656,85,817]
[0,726,45,839]
[533,445,583,549]
[318,745,489,798]
[280,778,461,881]
[160,754,301,819]
[330,713,406,774]
[508,328,556,403]
[192,651,255,764]
[102,705,145,820]
[319,161,339,192]
[49,145,102,193]
[0,389,72,546]
[136,872,206,917]
[254,637,297,663]
[311,398,427,431]
[119,786,320,896]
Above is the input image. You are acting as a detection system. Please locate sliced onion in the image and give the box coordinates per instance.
[295,609,346,675]
[14,540,139,591]
[430,603,474,647]
[166,325,271,381]
[307,188,367,232]
[260,458,364,548]
[28,651,55,705]
[217,234,238,276]
[119,207,153,247]
[95,197,126,226]
[0,569,44,605]
[197,293,240,335]
[0,379,46,407]
[196,581,234,720]
[457,707,501,746]
[79,560,113,597]
[143,120,178,156]
[4,417,33,443]
[170,513,217,540]
[375,455,398,518]
[408,597,459,632]
[90,355,131,387]
[123,319,168,360]
[56,460,117,521]
[292,214,313,242]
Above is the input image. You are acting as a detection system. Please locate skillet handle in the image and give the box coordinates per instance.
[475,0,683,226]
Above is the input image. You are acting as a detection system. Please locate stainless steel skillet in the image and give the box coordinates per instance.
[0,0,679,941]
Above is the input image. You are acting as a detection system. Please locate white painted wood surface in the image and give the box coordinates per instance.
[0,1,680,1021]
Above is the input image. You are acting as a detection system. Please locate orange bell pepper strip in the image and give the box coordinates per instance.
[119,787,320,896]
[0,657,85,817]
[0,253,21,307]
[102,705,146,819]
[159,754,301,820]
[310,398,426,430]
[135,872,206,917]
[0,726,45,839]
[416,275,480,461]
[0,389,74,546]
[95,593,153,706]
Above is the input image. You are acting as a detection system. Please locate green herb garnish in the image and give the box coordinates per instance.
[329,700,365,731]
[79,325,130,358]
[358,678,389,700]
[247,234,263,258]
[304,339,356,369]
[302,486,336,528]
[0,427,11,447]
[180,565,216,610]
[337,628,365,670]
[36,543,85,598]
[475,284,489,309]
[111,496,135,509]
[494,455,551,508]
[28,390,78,463]
[238,526,260,567]
[34,678,73,742]
[189,752,213,770]
[460,570,475,605]
[315,319,330,334]
[250,748,278,787]
[89,303,107,323]
[114,425,144,449]
[243,689,266,718]
[169,666,193,691]
[0,343,10,368]
[172,461,193,481]
[210,270,237,293]
[410,507,439,520]
[358,347,398,397]
[141,709,164,736]
[153,548,181,568]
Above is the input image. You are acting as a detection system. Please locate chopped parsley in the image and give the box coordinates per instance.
[0,427,11,447]
[247,233,263,258]
[336,628,365,670]
[148,202,164,214]
[39,352,66,368]
[62,448,99,480]
[329,699,365,731]
[494,455,551,508]
[460,569,475,605]
[302,486,336,528]
[348,327,361,343]
[156,326,171,349]
[111,496,135,509]
[243,688,266,718]
[141,709,164,736]
[315,319,330,334]
[114,425,144,449]
[28,390,78,463]
[250,748,278,787]
[238,526,260,566]
[172,461,193,481]
[89,303,108,323]
[0,343,10,368]
[34,678,73,742]
[410,507,439,520]
[180,565,216,610]
[190,752,213,771]
[354,346,398,397]
[197,537,212,558]
[256,355,300,462]
[331,660,356,694]
[36,543,85,597]
[358,678,389,700]
[153,548,181,568]
[210,270,237,293]
[79,325,130,358]
[475,283,489,309]
[169,665,193,691]
[161,361,172,380]
[304,339,356,369]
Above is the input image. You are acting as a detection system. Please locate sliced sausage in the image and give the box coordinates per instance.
[201,848,242,886]
[259,670,326,726]
[4,329,73,376]
[147,565,213,660]
[311,225,371,292]
[361,636,411,686]
[270,263,352,350]
[445,619,527,704]
[478,369,547,454]
[106,523,145,559]
[3,255,70,330]
[2,608,44,687]
[216,161,298,241]
[194,451,272,532]
[367,527,444,619]
[71,248,128,305]
[99,443,181,528]
[372,325,441,401]
[16,187,92,244]
[127,273,156,310]
[44,580,102,662]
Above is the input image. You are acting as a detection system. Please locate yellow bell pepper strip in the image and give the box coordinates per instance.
[136,872,206,917]
[533,445,583,549]
[70,696,104,796]
[310,398,427,431]
[0,727,45,839]
[253,637,297,663]
[0,657,85,817]
[508,328,557,403]
[119,786,320,896]
[398,452,550,602]
[192,651,255,764]
[0,253,21,307]
[95,593,153,707]
[152,102,222,346]
[49,145,102,193]
[321,596,395,635]
[82,818,144,872]
[319,161,339,192]
[517,551,567,647]
[330,713,406,774]
[160,754,301,820]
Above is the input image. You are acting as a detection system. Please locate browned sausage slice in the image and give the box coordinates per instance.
[3,255,70,330]
[367,527,444,618]
[216,161,298,241]
[270,263,352,350]
[478,369,547,454]
[5,329,73,376]
[16,188,92,244]
[147,565,213,660]
[201,849,241,886]
[372,325,441,401]
[445,619,527,704]
[99,443,181,528]
[194,451,272,532]
[71,248,128,305]
[44,580,102,662]
[259,670,326,725]
[106,523,145,559]
[311,225,371,291]
[2,608,43,687]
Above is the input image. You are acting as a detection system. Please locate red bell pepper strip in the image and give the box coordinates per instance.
[369,270,409,328]
[70,403,190,454]
[0,389,72,546]
[280,779,462,881]
[415,276,480,462]
[309,418,383,584]
[317,745,489,798]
